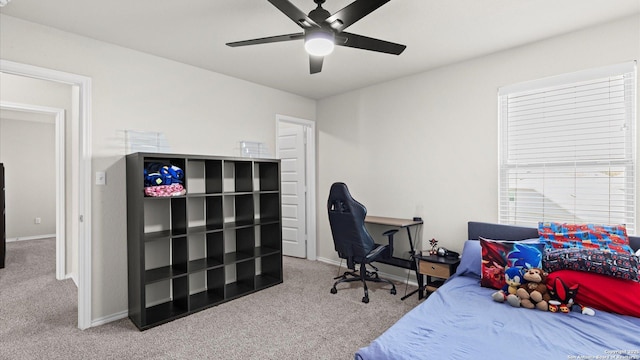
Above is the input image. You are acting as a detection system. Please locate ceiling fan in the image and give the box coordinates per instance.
[226,0,406,74]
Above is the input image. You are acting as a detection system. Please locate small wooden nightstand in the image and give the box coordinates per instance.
[417,254,460,298]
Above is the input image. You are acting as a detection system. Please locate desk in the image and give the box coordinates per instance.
[364,216,423,300]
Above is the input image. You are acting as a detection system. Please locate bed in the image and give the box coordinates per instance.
[355,221,640,360]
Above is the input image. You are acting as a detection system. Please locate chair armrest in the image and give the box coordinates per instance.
[382,229,398,257]
[366,244,389,263]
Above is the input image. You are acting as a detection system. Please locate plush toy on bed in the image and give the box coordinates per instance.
[547,276,595,316]
[492,267,525,303]
[513,268,551,311]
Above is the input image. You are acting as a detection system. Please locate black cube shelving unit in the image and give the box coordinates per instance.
[126,153,282,330]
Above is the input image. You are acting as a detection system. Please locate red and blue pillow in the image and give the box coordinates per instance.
[480,238,546,290]
[538,222,634,254]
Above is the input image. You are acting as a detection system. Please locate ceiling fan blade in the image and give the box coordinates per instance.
[268,0,320,28]
[226,33,304,47]
[323,0,389,32]
[309,55,324,74]
[337,32,406,55]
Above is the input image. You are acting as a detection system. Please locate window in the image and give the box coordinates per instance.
[499,62,637,233]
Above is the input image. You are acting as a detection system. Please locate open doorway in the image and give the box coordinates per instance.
[0,59,92,330]
[0,102,67,280]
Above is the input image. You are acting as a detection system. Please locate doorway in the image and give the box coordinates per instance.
[276,114,316,260]
[0,102,67,281]
[0,59,93,330]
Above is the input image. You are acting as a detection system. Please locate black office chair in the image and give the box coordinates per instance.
[327,182,397,303]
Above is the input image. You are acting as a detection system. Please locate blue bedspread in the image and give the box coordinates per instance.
[355,275,640,360]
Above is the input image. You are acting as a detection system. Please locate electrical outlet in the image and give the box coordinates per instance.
[35,217,41,224]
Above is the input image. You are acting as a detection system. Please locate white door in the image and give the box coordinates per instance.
[278,124,307,258]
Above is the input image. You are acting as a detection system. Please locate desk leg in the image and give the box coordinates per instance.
[400,225,423,301]
[400,254,423,301]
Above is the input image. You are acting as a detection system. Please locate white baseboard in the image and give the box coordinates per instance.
[6,234,56,242]
[316,257,418,287]
[65,272,79,287]
[91,310,128,328]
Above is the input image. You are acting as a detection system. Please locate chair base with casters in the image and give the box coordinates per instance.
[330,262,397,303]
[329,228,399,303]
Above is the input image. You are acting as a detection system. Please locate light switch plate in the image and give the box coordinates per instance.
[96,171,106,185]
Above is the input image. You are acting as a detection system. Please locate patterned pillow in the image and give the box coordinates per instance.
[543,248,639,282]
[480,238,546,290]
[538,222,634,254]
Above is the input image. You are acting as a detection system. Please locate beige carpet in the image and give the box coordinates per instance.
[0,238,420,359]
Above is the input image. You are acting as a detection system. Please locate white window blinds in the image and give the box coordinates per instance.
[498,62,637,233]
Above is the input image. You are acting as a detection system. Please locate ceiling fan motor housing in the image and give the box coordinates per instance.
[308,4,331,25]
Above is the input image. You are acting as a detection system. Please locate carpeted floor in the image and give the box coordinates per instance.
[0,238,420,359]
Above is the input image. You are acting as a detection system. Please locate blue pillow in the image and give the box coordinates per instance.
[454,240,482,279]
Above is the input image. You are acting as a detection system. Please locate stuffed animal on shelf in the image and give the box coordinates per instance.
[492,267,525,303]
[514,268,551,311]
[143,163,187,197]
[547,277,595,316]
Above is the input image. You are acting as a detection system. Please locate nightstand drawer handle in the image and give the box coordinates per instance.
[431,266,436,270]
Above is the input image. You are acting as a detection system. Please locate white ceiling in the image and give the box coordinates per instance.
[1,0,638,99]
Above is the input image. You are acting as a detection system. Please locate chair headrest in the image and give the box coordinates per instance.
[328,182,354,211]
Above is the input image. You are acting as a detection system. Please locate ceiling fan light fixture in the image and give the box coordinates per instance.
[304,30,335,56]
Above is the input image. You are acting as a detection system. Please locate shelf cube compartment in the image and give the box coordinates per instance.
[205,232,224,267]
[189,270,206,295]
[256,223,282,256]
[259,193,280,223]
[223,161,253,193]
[189,267,224,311]
[223,228,254,263]
[143,198,171,236]
[143,236,188,284]
[144,276,188,327]
[185,160,206,194]
[172,237,189,276]
[188,232,224,272]
[205,196,223,230]
[225,260,255,299]
[256,161,280,192]
[187,233,206,272]
[170,197,187,235]
[144,237,172,284]
[205,160,223,194]
[187,197,206,230]
[255,253,282,290]
[235,227,256,259]
[143,157,186,187]
[223,194,254,226]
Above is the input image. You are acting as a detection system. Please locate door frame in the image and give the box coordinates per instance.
[0,59,93,330]
[0,101,66,281]
[275,114,316,260]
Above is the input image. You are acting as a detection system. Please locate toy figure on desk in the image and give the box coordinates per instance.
[429,238,438,255]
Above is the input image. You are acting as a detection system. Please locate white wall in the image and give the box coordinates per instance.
[316,15,640,270]
[0,14,316,321]
[0,115,55,238]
